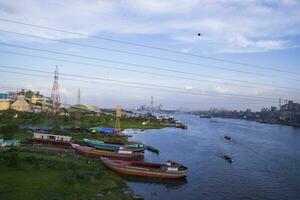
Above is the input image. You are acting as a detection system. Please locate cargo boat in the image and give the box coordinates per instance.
[84,138,145,152]
[101,158,187,179]
[71,144,143,160]
[28,133,72,147]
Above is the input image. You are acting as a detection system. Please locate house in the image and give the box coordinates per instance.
[10,95,29,112]
[0,93,10,110]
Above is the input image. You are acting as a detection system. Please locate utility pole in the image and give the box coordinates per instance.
[51,65,61,113]
[77,88,81,105]
[115,105,122,135]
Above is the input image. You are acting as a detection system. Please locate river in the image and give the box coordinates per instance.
[125,114,300,200]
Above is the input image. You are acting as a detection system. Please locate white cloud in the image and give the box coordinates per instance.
[184,85,193,90]
[0,0,300,53]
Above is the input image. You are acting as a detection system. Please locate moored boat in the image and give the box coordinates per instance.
[84,138,145,152]
[28,133,72,147]
[101,158,187,179]
[71,144,143,160]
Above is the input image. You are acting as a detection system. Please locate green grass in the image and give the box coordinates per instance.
[0,149,135,200]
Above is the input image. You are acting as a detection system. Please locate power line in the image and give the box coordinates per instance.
[0,65,278,101]
[1,29,299,81]
[0,66,279,102]
[2,86,273,108]
[0,48,299,93]
[0,18,298,76]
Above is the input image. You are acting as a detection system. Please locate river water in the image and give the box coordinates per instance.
[125,114,300,200]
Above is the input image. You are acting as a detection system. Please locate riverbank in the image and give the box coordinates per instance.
[0,148,138,200]
[0,110,165,131]
[0,110,168,200]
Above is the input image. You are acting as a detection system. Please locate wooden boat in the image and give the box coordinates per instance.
[101,158,187,179]
[71,144,144,160]
[84,138,145,152]
[145,145,159,154]
[28,133,72,147]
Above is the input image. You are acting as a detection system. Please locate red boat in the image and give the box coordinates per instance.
[28,133,72,147]
[101,158,187,179]
[71,144,143,160]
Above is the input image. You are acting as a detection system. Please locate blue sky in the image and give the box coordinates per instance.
[0,0,300,110]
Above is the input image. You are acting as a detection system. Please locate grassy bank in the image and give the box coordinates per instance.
[0,148,135,200]
[0,109,166,144]
[0,109,165,130]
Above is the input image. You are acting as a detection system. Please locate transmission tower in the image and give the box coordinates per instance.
[51,65,61,113]
[77,88,81,105]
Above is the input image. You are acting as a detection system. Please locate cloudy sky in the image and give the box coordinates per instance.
[0,0,300,110]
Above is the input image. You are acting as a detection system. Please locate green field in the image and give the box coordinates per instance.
[0,149,135,200]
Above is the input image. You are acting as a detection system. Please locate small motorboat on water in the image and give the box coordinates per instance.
[101,158,188,179]
[223,155,233,163]
[224,135,231,140]
[84,138,145,152]
[71,144,144,160]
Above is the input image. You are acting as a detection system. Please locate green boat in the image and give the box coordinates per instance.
[83,138,145,152]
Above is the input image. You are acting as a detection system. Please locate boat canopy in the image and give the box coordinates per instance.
[20,125,53,132]
[89,126,116,135]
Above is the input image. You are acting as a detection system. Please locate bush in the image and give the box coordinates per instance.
[0,124,18,140]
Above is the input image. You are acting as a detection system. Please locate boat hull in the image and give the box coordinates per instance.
[101,158,187,179]
[85,139,145,152]
[73,145,143,160]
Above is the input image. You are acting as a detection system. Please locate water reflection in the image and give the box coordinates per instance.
[123,175,188,190]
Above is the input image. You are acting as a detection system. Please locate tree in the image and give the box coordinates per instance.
[0,124,18,140]
[25,90,34,99]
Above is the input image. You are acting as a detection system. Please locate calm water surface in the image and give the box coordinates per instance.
[126,114,300,200]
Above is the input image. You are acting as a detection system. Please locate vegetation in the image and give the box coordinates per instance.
[0,124,18,140]
[0,109,165,143]
[0,109,164,130]
[0,149,135,200]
